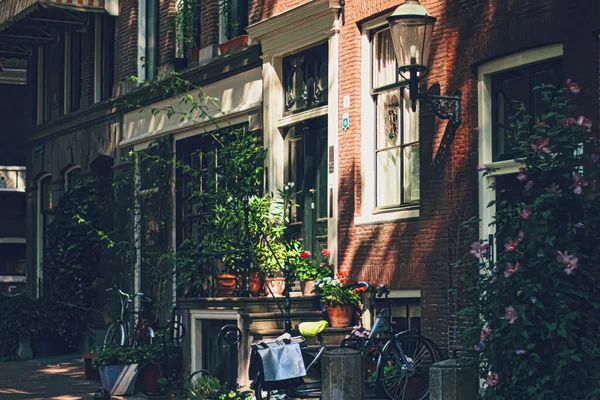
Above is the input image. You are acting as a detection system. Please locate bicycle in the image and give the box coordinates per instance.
[103,286,155,348]
[251,282,441,400]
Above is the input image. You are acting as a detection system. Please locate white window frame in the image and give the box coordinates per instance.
[36,173,52,298]
[361,289,421,330]
[64,32,72,115]
[478,44,563,248]
[356,15,420,226]
[63,165,81,190]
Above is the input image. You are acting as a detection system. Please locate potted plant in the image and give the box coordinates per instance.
[186,374,221,400]
[93,346,140,396]
[314,272,362,328]
[136,344,165,394]
[292,248,335,296]
[215,260,238,297]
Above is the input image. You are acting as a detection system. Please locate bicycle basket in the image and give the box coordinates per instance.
[250,334,307,383]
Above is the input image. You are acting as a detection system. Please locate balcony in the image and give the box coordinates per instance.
[0,0,117,58]
[0,166,25,191]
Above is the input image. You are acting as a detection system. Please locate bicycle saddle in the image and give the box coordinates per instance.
[299,320,328,337]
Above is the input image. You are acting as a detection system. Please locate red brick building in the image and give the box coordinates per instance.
[0,0,599,384]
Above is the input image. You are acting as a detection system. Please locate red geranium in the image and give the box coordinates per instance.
[321,248,331,257]
[300,251,311,259]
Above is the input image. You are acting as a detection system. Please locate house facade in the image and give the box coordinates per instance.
[1,0,599,386]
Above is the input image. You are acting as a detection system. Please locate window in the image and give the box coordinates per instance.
[176,132,227,245]
[64,166,82,190]
[390,299,421,333]
[478,45,563,258]
[101,15,115,99]
[491,60,562,161]
[371,27,419,209]
[144,0,159,81]
[219,0,249,43]
[283,43,328,115]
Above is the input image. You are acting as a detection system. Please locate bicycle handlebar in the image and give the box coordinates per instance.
[105,287,152,303]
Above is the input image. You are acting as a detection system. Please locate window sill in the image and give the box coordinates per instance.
[354,207,419,226]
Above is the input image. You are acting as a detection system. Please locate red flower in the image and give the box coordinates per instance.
[321,249,331,257]
[300,251,311,259]
[519,208,532,220]
[329,264,335,269]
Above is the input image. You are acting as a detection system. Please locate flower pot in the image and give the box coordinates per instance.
[139,363,164,394]
[247,272,264,297]
[99,364,140,396]
[264,277,286,297]
[325,304,354,328]
[215,274,237,297]
[219,34,249,55]
[300,280,316,296]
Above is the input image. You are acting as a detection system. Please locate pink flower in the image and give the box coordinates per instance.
[504,262,519,277]
[470,241,487,259]
[504,240,518,252]
[319,263,325,267]
[517,230,526,242]
[504,306,518,324]
[300,251,311,259]
[563,117,577,127]
[525,180,534,190]
[530,137,551,154]
[577,116,593,132]
[566,79,581,94]
[519,208,532,220]
[480,324,491,341]
[486,372,499,387]
[573,173,588,195]
[517,168,527,182]
[556,250,579,275]
[321,249,331,257]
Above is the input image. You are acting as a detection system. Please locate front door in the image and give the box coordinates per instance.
[284,116,328,255]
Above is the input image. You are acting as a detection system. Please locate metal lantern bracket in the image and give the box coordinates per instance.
[407,67,462,126]
[415,90,462,126]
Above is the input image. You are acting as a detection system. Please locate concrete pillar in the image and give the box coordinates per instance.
[429,358,478,400]
[322,348,363,400]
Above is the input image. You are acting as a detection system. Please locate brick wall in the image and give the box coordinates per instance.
[200,0,219,48]
[114,0,138,91]
[329,0,600,356]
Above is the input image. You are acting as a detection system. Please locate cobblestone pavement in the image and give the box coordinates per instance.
[0,355,98,400]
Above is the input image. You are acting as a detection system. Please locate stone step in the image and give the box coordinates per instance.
[240,310,323,320]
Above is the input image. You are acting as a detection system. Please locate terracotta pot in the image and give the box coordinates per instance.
[264,277,286,297]
[215,274,237,297]
[139,363,164,394]
[237,272,263,297]
[219,34,249,55]
[325,304,354,328]
[248,272,264,297]
[300,280,316,296]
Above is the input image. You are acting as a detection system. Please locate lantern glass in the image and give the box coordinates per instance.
[388,16,435,73]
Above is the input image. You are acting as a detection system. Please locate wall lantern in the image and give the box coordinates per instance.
[387,0,462,126]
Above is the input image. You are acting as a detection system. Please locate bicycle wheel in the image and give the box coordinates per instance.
[377,333,439,400]
[253,372,273,400]
[103,323,126,347]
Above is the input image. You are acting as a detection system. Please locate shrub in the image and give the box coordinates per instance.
[457,80,600,399]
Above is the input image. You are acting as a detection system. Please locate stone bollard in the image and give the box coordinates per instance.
[429,358,478,400]
[17,338,33,360]
[322,348,363,400]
